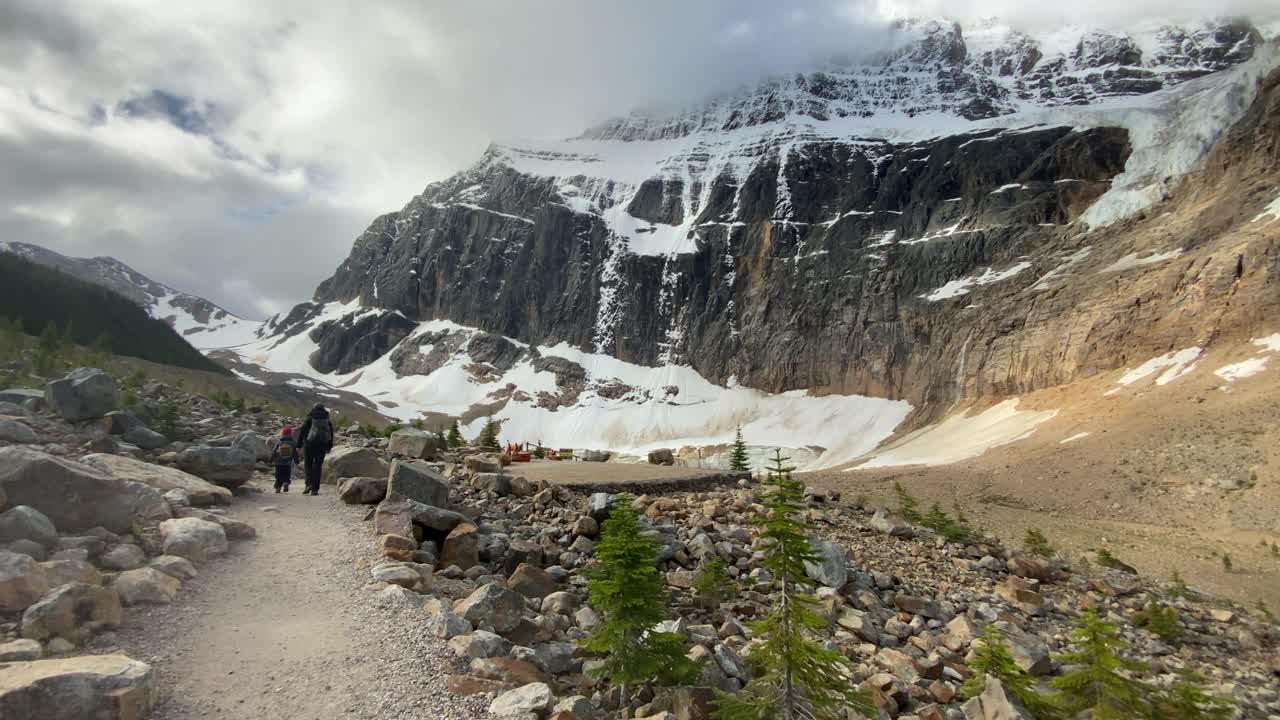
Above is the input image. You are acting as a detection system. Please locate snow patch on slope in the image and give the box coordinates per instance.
[234,303,913,470]
[921,261,1031,301]
[852,399,1057,469]
[1106,347,1202,394]
[1254,192,1280,223]
[1213,333,1280,382]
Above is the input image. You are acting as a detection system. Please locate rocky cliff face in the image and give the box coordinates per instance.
[252,20,1279,450]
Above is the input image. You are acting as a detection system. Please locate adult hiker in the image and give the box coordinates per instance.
[297,403,334,495]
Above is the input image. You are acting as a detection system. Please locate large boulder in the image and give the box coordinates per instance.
[44,368,119,422]
[175,446,256,489]
[0,506,57,548]
[40,560,102,587]
[804,539,849,589]
[99,544,147,571]
[440,522,480,569]
[81,454,232,507]
[0,653,156,719]
[159,518,228,563]
[321,446,390,485]
[961,675,1034,719]
[373,496,414,538]
[508,563,555,599]
[20,582,123,643]
[232,431,272,462]
[648,448,675,465]
[408,500,466,533]
[0,389,43,406]
[388,428,446,460]
[0,448,167,533]
[489,682,553,717]
[454,583,526,634]
[471,473,512,496]
[388,459,450,507]
[463,454,503,473]
[123,426,168,450]
[0,550,49,611]
[338,476,387,505]
[113,567,180,605]
[0,419,36,444]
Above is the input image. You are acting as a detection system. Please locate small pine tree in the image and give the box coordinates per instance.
[1095,548,1130,572]
[476,417,501,450]
[961,625,1060,719]
[447,420,463,447]
[693,555,736,609]
[533,440,546,459]
[581,494,698,702]
[714,450,875,720]
[1220,554,1232,573]
[1167,571,1190,600]
[1024,528,1055,558]
[1051,610,1151,719]
[894,481,921,524]
[411,417,424,430]
[1133,602,1183,643]
[1149,671,1234,720]
[728,425,750,472]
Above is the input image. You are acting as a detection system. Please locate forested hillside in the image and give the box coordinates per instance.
[0,253,226,373]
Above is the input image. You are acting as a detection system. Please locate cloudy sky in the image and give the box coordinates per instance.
[1,0,1276,318]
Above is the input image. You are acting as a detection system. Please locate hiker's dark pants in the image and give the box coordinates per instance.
[304,447,327,493]
[273,464,292,490]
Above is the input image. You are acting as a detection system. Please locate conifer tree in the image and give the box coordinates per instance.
[728,425,750,472]
[581,494,698,702]
[533,440,545,459]
[693,554,736,609]
[894,481,921,523]
[476,417,501,450]
[1051,610,1151,719]
[714,450,875,720]
[961,625,1060,719]
[447,420,463,447]
[1024,528,1056,558]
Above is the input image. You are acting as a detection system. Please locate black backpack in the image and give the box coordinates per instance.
[307,416,332,446]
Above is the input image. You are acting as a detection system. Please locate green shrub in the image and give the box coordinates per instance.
[1024,528,1055,558]
[894,481,921,524]
[1133,601,1183,643]
[693,555,736,608]
[962,625,1060,719]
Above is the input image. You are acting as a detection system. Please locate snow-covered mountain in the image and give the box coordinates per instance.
[0,241,263,349]
[225,18,1280,468]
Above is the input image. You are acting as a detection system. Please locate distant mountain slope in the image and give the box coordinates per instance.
[0,241,262,349]
[0,253,228,373]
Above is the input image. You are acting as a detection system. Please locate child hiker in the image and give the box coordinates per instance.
[270,425,300,493]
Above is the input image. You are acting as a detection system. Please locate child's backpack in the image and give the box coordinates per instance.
[275,439,295,463]
[307,417,332,446]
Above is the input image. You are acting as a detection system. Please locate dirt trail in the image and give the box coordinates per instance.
[112,484,486,720]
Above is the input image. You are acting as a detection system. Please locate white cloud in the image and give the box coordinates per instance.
[0,0,1276,318]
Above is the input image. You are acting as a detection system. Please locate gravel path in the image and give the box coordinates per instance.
[111,482,491,719]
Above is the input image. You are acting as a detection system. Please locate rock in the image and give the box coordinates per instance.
[40,559,102,587]
[947,615,981,645]
[0,389,43,406]
[44,368,119,422]
[425,597,474,639]
[159,517,228,563]
[552,696,593,720]
[532,641,577,674]
[232,431,272,462]
[448,630,511,659]
[804,539,848,588]
[472,472,513,496]
[586,493,615,522]
[541,591,579,615]
[580,449,610,462]
[647,448,675,465]
[470,656,552,685]
[999,627,1052,676]
[895,594,943,619]
[379,534,418,562]
[0,419,36,444]
[388,428,446,459]
[175,445,256,489]
[670,686,717,720]
[80,454,232,507]
[1209,608,1234,623]
[571,516,598,537]
[408,500,466,533]
[441,522,480,569]
[464,454,503,473]
[339,476,387,505]
[99,544,147,571]
[321,446,391,485]
[489,681,554,717]
[123,426,168,450]
[446,674,515,696]
[967,675,1034,719]
[0,506,58,548]
[0,448,167,533]
[995,577,1044,614]
[20,582,122,643]
[370,562,427,590]
[1006,554,1053,581]
[454,583,526,634]
[837,608,880,644]
[0,653,155,718]
[148,555,197,580]
[0,639,42,661]
[0,550,49,611]
[1090,569,1141,597]
[374,495,415,538]
[713,643,748,679]
[870,509,914,537]
[388,459,451,507]
[509,563,556,599]
[113,567,180,605]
